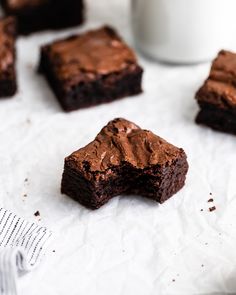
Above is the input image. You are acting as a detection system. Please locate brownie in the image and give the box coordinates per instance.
[38,26,143,112]
[61,118,188,209]
[0,17,17,98]
[196,50,236,135]
[0,0,84,35]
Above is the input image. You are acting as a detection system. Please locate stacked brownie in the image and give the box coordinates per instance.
[0,17,17,97]
[0,0,84,35]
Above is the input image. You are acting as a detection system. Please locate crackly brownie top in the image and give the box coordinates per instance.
[196,50,236,109]
[0,17,16,76]
[67,118,183,173]
[6,0,48,10]
[42,26,137,83]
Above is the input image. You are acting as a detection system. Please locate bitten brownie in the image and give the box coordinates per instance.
[61,118,188,209]
[0,0,84,35]
[196,50,236,135]
[0,17,17,98]
[39,26,143,112]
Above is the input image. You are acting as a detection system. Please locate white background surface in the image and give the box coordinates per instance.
[1,0,236,294]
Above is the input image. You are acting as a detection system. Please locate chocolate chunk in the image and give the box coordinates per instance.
[39,26,143,112]
[0,17,17,97]
[0,0,84,35]
[195,50,236,134]
[61,118,189,209]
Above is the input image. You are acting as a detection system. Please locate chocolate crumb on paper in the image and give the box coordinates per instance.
[209,206,216,212]
[208,198,214,202]
[34,211,40,217]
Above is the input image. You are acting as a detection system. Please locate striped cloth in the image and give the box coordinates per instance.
[0,208,52,295]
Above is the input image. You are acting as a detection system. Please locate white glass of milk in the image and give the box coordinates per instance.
[132,0,236,63]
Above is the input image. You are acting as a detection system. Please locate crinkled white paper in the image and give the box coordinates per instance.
[1,0,236,294]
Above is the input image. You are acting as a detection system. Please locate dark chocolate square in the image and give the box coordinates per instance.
[39,26,143,112]
[0,17,17,98]
[61,118,188,209]
[196,50,236,134]
[0,0,84,35]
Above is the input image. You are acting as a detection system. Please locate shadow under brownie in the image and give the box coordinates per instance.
[39,26,143,112]
[196,50,236,135]
[0,0,84,35]
[0,16,17,98]
[61,118,188,209]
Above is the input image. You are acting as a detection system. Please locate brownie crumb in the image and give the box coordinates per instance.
[23,193,27,198]
[209,206,216,212]
[24,178,28,182]
[34,211,40,217]
[200,209,203,212]
[52,250,56,253]
[201,264,204,267]
[210,192,212,195]
[172,279,175,282]
[205,242,208,246]
[208,198,214,203]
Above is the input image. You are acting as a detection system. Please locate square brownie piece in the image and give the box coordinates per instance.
[61,118,188,209]
[39,26,143,112]
[0,0,84,35]
[196,50,236,135]
[0,17,17,98]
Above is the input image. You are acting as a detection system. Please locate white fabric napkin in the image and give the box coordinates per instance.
[0,208,52,295]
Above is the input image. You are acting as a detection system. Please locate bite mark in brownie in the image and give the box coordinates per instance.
[61,118,188,209]
[39,26,143,112]
[0,0,84,35]
[0,17,17,98]
[196,50,236,134]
